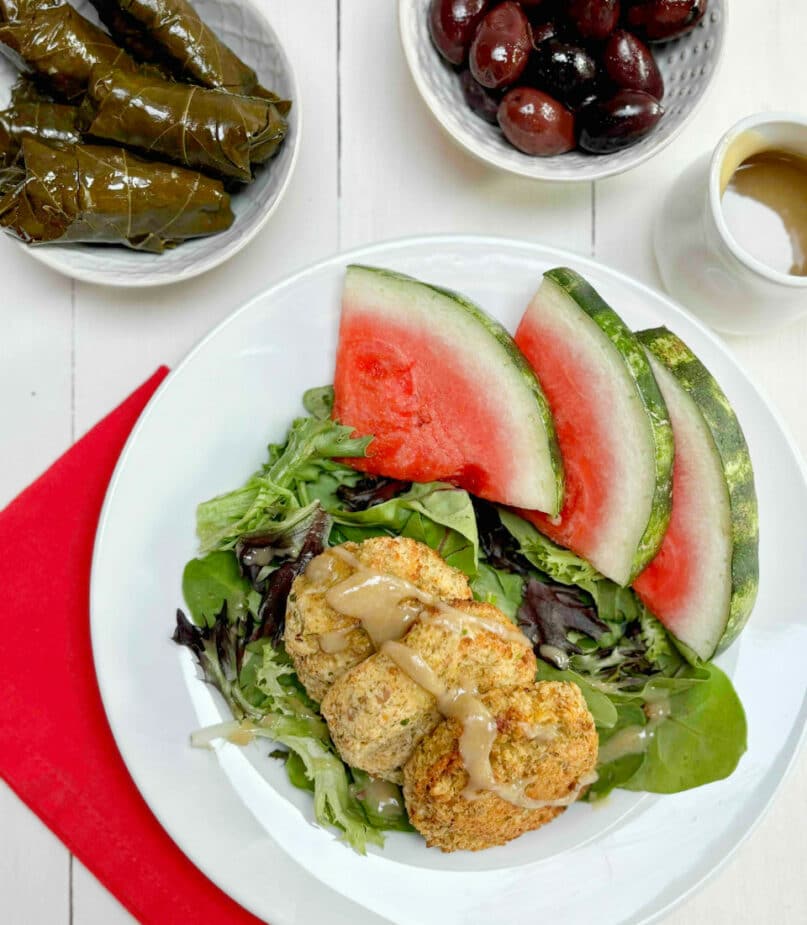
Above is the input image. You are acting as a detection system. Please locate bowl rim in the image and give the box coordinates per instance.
[397,0,728,183]
[12,0,302,289]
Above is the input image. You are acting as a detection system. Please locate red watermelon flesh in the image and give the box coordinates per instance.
[632,413,713,640]
[632,347,734,659]
[332,265,564,513]
[515,320,616,558]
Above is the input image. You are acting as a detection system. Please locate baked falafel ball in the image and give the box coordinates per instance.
[283,536,472,703]
[402,682,598,852]
[320,600,537,783]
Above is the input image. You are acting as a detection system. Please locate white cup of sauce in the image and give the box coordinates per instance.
[654,112,807,335]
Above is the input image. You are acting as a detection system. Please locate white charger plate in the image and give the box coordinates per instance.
[91,235,807,925]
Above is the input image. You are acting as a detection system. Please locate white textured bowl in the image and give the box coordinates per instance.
[0,0,300,287]
[399,0,725,181]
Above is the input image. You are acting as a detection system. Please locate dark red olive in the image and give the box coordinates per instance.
[459,68,502,123]
[603,29,663,98]
[567,0,621,40]
[497,87,575,155]
[578,89,663,152]
[623,0,707,43]
[530,19,558,45]
[429,0,489,66]
[528,40,598,108]
[470,2,532,89]
[576,92,600,110]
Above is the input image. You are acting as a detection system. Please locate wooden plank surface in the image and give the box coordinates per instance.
[1,0,805,922]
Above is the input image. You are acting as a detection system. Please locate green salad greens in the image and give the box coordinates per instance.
[175,386,747,852]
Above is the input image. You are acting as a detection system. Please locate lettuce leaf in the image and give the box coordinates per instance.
[173,610,387,853]
[248,643,385,850]
[327,482,479,577]
[499,509,647,626]
[498,509,599,587]
[196,415,370,552]
[302,385,335,420]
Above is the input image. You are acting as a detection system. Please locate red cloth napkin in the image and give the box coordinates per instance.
[0,369,264,925]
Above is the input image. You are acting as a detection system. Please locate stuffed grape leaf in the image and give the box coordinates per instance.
[0,0,137,101]
[88,0,268,95]
[0,99,81,167]
[82,66,288,182]
[0,138,233,251]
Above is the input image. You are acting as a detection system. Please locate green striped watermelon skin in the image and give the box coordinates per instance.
[543,268,675,582]
[637,327,759,651]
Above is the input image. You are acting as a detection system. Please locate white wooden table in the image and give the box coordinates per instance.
[2,1,806,922]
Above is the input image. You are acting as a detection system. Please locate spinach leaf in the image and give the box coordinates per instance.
[585,664,747,798]
[298,462,364,513]
[470,562,525,620]
[402,512,476,576]
[621,664,747,794]
[182,551,260,627]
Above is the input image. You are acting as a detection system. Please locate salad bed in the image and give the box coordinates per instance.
[175,264,756,852]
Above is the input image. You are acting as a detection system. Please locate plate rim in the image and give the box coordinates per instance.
[90,232,807,925]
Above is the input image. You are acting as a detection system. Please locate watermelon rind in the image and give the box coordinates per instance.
[636,327,759,654]
[338,265,565,515]
[540,268,675,583]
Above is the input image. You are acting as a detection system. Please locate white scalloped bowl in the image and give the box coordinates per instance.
[399,0,725,182]
[0,0,299,287]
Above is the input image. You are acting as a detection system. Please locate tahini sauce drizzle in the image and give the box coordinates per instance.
[312,545,592,810]
[356,776,406,819]
[317,626,355,653]
[597,692,673,765]
[320,546,527,648]
[382,641,589,810]
[538,644,571,671]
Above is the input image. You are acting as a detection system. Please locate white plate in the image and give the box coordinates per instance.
[0,0,300,287]
[91,235,807,925]
[398,0,726,182]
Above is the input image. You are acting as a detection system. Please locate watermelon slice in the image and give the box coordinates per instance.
[332,265,564,514]
[633,328,759,660]
[514,268,674,586]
